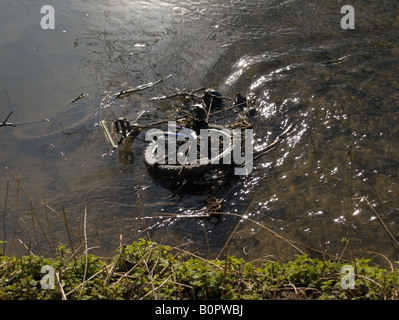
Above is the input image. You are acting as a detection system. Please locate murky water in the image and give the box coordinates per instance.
[0,0,398,263]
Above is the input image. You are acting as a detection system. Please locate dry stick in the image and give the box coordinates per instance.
[2,178,9,254]
[142,244,178,299]
[104,245,126,286]
[113,260,142,286]
[40,201,62,219]
[251,147,276,163]
[239,125,293,169]
[154,240,223,270]
[337,230,351,262]
[177,143,193,177]
[354,196,399,250]
[41,201,77,260]
[366,251,395,272]
[210,98,257,116]
[216,199,254,260]
[78,205,89,299]
[113,74,172,99]
[57,247,74,293]
[202,222,211,258]
[149,87,205,101]
[96,231,110,262]
[100,120,118,150]
[19,218,35,255]
[42,199,56,256]
[6,167,48,256]
[10,176,20,256]
[74,222,84,255]
[55,271,67,300]
[28,202,42,256]
[206,96,214,123]
[216,218,242,261]
[346,144,356,265]
[137,246,159,300]
[62,205,76,261]
[136,211,339,259]
[140,274,173,300]
[67,265,111,297]
[18,238,35,255]
[136,193,151,241]
[70,93,85,104]
[65,243,86,264]
[213,212,305,256]
[127,115,188,129]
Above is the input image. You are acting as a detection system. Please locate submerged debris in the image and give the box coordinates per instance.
[0,111,15,127]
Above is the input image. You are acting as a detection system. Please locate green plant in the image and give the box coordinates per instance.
[0,240,397,300]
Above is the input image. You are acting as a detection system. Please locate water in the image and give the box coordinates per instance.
[0,0,398,263]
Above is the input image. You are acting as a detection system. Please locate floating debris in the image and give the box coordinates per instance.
[70,93,85,103]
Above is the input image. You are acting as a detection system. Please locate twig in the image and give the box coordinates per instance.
[167,243,223,270]
[104,245,125,286]
[96,231,110,262]
[206,97,214,122]
[6,167,49,256]
[66,265,111,297]
[41,201,77,260]
[62,205,76,261]
[211,211,305,255]
[55,271,67,300]
[10,174,20,256]
[42,198,56,256]
[170,179,188,198]
[346,144,356,264]
[40,201,62,219]
[100,120,118,150]
[57,247,74,292]
[78,205,89,299]
[70,93,85,104]
[114,75,172,99]
[18,238,35,255]
[240,124,293,167]
[177,145,192,176]
[353,196,399,250]
[216,217,242,260]
[139,274,173,300]
[2,178,9,255]
[210,98,256,116]
[137,245,159,299]
[216,199,254,260]
[149,87,205,101]
[0,111,15,127]
[251,147,276,163]
[19,217,35,253]
[366,251,395,272]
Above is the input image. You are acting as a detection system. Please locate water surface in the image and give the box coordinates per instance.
[0,0,398,263]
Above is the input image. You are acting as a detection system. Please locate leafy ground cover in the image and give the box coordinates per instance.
[0,239,397,300]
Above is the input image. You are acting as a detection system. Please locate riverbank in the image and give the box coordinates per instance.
[0,239,397,300]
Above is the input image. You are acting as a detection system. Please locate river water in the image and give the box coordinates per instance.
[0,0,398,263]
